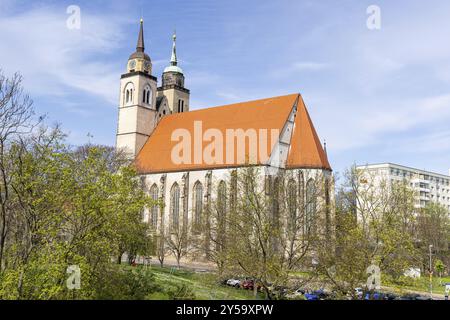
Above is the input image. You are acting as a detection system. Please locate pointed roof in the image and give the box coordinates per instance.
[129,19,151,61]
[136,19,145,52]
[170,31,177,65]
[286,95,331,170]
[135,93,331,173]
[164,31,183,74]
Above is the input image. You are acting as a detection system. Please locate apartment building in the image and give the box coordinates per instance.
[356,163,450,211]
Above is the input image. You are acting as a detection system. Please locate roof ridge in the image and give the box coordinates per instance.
[162,93,300,119]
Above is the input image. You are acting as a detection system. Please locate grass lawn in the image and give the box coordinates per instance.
[137,265,264,300]
[386,276,450,295]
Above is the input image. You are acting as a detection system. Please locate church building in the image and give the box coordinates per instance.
[116,20,333,263]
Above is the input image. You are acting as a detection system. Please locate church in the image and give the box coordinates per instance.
[115,20,333,263]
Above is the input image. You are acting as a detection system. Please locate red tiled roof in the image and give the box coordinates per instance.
[135,93,331,173]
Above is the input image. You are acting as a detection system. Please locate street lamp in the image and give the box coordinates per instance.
[429,244,433,299]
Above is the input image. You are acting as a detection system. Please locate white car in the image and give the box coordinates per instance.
[286,289,306,299]
[354,288,364,299]
[226,279,241,287]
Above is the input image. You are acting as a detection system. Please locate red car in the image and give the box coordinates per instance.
[241,279,263,291]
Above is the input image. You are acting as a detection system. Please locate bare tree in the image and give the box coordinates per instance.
[165,222,194,268]
[0,71,42,270]
[155,232,169,268]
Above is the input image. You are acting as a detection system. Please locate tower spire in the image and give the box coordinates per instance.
[170,30,177,66]
[136,19,145,53]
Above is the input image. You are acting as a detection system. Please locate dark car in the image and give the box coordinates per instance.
[415,295,433,300]
[384,293,398,300]
[397,293,421,300]
[314,289,330,300]
[269,285,288,299]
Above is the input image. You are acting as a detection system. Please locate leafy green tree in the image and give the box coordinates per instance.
[435,259,445,284]
[416,203,450,274]
[316,167,419,298]
[0,128,155,299]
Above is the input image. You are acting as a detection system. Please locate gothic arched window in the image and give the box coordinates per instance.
[299,171,305,207]
[150,184,159,228]
[305,178,317,234]
[272,177,280,227]
[193,181,203,227]
[143,85,152,105]
[170,183,180,231]
[218,181,227,220]
[287,179,297,231]
[124,83,134,105]
[217,181,227,251]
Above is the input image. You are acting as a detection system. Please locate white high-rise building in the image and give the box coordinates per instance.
[356,163,450,211]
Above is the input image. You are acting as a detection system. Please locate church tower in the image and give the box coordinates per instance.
[157,32,190,114]
[116,19,158,156]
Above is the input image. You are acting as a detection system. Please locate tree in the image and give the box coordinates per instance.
[416,203,450,274]
[0,71,161,299]
[165,222,194,269]
[0,132,155,299]
[200,166,329,299]
[435,259,445,284]
[316,167,419,298]
[0,71,41,271]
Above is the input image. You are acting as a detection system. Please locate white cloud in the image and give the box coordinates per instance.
[0,7,130,104]
[292,62,329,71]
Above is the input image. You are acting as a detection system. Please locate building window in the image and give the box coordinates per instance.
[150,184,159,228]
[230,170,237,213]
[142,85,152,105]
[177,99,185,113]
[124,83,134,105]
[287,179,297,232]
[217,181,227,251]
[305,178,317,235]
[193,182,203,227]
[272,177,280,227]
[170,183,180,231]
[218,181,227,220]
[299,171,305,209]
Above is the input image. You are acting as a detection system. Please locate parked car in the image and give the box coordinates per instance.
[364,291,385,300]
[241,279,253,290]
[268,285,289,299]
[226,278,241,288]
[384,293,398,300]
[304,291,319,300]
[415,295,433,300]
[397,293,421,300]
[241,279,263,291]
[314,289,331,300]
[354,288,364,300]
[286,288,306,300]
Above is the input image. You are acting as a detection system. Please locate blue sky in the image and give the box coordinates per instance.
[1,0,450,176]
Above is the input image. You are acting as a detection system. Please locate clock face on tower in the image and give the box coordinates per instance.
[144,61,151,72]
[128,60,136,70]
